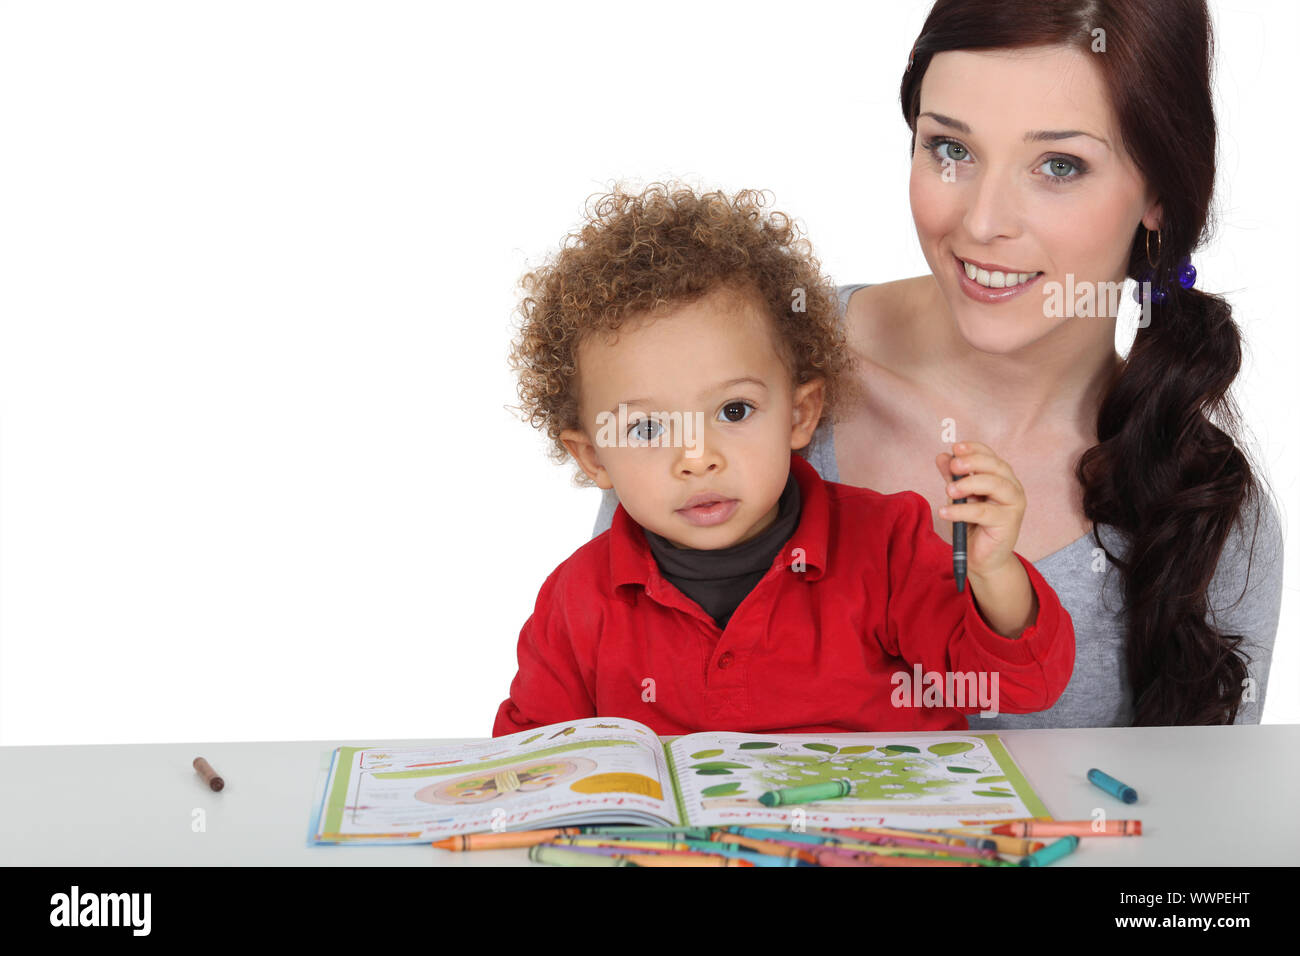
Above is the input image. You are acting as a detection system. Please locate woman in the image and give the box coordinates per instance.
[591,0,1283,728]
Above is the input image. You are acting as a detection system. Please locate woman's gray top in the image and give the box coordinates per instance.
[589,283,1285,727]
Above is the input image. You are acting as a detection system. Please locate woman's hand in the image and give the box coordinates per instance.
[933,440,1027,583]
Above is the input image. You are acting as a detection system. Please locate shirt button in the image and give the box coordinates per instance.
[717,652,734,669]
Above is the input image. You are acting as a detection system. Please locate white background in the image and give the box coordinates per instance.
[1,0,1295,745]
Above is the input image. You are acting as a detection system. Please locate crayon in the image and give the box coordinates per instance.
[827,831,999,859]
[712,833,821,865]
[1087,768,1138,804]
[529,844,635,867]
[826,842,1013,865]
[823,826,975,847]
[542,844,761,867]
[432,828,582,850]
[1019,835,1079,867]
[679,840,805,866]
[554,837,693,851]
[546,844,711,860]
[758,779,851,806]
[725,826,838,846]
[888,830,998,851]
[621,852,754,867]
[935,829,1045,856]
[193,757,224,792]
[956,816,1047,826]
[686,842,806,863]
[760,835,1000,864]
[950,467,967,592]
[728,826,1010,864]
[579,826,714,839]
[992,820,1141,837]
[817,847,979,867]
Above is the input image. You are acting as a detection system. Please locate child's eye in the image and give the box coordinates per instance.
[628,418,663,442]
[717,400,755,423]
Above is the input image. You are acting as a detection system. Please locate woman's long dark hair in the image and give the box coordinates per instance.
[900,0,1271,724]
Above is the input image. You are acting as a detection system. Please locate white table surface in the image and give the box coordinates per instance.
[3,724,1297,865]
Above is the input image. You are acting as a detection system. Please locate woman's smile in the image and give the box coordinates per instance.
[953,252,1044,303]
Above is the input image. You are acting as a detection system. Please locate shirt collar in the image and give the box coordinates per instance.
[609,450,830,598]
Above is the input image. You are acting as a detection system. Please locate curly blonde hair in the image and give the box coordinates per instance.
[507,182,856,487]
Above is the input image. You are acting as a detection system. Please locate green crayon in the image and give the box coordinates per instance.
[580,826,714,839]
[529,844,637,867]
[758,779,852,807]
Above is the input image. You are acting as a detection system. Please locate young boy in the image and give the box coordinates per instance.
[494,183,1074,736]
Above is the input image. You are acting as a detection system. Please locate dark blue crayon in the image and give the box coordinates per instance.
[950,468,967,592]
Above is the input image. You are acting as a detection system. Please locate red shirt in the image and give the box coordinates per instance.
[493,451,1074,736]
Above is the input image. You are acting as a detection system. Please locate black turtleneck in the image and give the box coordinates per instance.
[642,469,802,630]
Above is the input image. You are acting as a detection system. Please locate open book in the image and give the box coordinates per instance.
[310,717,1051,845]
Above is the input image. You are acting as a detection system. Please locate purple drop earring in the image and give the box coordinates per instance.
[1132,227,1196,305]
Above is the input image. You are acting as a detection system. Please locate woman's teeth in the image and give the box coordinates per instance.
[962,259,1039,288]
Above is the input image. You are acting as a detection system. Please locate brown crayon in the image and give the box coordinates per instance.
[193,756,224,791]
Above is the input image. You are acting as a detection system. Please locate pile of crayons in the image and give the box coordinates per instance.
[431,819,1142,867]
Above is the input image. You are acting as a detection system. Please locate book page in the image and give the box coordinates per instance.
[666,731,1050,830]
[312,718,677,844]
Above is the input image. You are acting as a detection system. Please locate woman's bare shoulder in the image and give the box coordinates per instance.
[843,275,934,363]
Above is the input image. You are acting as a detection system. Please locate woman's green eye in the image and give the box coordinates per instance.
[937,142,967,162]
[1040,157,1081,180]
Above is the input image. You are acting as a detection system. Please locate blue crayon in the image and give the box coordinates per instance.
[725,825,838,847]
[1087,768,1138,804]
[1019,835,1079,867]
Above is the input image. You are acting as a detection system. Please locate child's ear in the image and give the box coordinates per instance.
[789,378,826,449]
[560,428,613,489]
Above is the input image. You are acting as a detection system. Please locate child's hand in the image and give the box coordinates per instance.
[933,440,1026,583]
